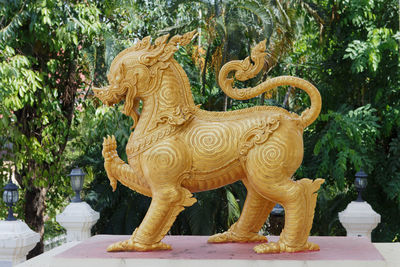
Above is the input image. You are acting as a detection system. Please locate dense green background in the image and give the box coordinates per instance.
[0,0,399,256]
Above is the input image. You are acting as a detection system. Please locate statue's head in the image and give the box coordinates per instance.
[93,31,196,126]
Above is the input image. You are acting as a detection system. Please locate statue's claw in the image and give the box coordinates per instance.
[253,241,319,254]
[102,135,119,191]
[102,135,117,158]
[208,231,267,243]
[107,239,172,252]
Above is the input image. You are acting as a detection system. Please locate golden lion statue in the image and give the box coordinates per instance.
[93,30,324,254]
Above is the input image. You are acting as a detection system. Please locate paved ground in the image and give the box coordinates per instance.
[16,235,400,267]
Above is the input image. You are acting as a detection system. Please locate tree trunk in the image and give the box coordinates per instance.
[222,27,229,112]
[223,94,228,111]
[282,86,293,108]
[260,72,269,105]
[201,45,211,96]
[260,93,266,105]
[25,186,47,259]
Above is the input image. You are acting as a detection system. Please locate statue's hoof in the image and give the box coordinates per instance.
[208,231,267,243]
[304,241,320,251]
[253,241,320,253]
[107,239,172,252]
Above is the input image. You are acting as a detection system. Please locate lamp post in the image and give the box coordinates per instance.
[354,170,368,202]
[68,167,85,203]
[267,204,285,235]
[3,179,19,221]
[57,166,99,242]
[1,178,40,265]
[339,170,380,241]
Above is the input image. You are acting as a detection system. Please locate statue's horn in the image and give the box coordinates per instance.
[158,30,197,62]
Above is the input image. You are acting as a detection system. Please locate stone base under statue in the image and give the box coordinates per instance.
[17,235,399,267]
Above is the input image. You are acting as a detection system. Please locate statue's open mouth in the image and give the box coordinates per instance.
[93,86,121,106]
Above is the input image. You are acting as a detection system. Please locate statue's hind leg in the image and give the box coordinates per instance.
[250,178,323,253]
[208,179,275,243]
[245,175,323,252]
[245,145,323,253]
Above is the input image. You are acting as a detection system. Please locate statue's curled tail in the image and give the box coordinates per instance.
[218,40,321,128]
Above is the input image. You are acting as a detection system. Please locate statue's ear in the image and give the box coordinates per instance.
[154,33,170,46]
[158,30,197,61]
[138,34,170,66]
[169,30,197,46]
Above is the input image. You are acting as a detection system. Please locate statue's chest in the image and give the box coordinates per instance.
[126,104,194,159]
[126,124,180,160]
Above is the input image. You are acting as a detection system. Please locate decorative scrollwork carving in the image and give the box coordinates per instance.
[156,106,194,127]
[239,117,280,159]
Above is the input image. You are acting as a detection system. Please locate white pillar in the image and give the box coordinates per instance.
[339,201,381,241]
[0,220,40,266]
[56,202,99,242]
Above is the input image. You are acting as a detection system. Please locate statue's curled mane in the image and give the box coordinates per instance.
[105,31,197,129]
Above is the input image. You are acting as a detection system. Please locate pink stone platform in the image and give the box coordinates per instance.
[56,235,384,262]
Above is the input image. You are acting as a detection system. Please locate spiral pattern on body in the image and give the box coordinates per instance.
[147,144,181,177]
[253,138,288,173]
[188,123,234,168]
[159,86,178,106]
[158,73,179,106]
[190,124,229,155]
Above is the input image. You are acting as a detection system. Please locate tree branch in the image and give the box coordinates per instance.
[0,0,27,31]
[299,0,326,26]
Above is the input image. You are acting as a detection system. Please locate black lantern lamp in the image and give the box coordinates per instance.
[270,203,285,216]
[267,203,285,235]
[355,170,368,202]
[68,167,86,203]
[3,179,19,221]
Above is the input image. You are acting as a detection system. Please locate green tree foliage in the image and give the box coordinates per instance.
[278,0,400,240]
[2,0,399,257]
[0,0,104,256]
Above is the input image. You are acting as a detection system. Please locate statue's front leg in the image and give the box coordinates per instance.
[107,186,196,252]
[102,135,120,190]
[102,135,151,196]
[106,200,176,252]
[107,139,196,252]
